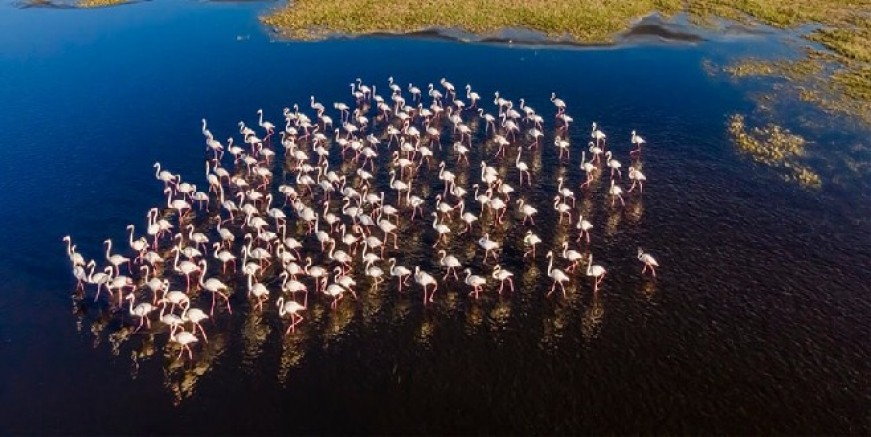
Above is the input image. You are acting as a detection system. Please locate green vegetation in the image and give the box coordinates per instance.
[21,0,130,7]
[728,114,821,188]
[79,0,130,6]
[262,0,685,43]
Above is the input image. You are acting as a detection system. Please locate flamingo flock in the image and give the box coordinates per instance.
[64,77,660,361]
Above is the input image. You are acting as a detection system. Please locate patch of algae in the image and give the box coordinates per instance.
[78,0,129,7]
[728,114,821,188]
[722,52,871,126]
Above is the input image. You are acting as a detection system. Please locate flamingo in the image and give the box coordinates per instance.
[553,196,572,224]
[213,242,237,274]
[561,242,584,272]
[169,328,198,360]
[181,306,209,343]
[71,261,89,293]
[159,303,184,335]
[478,233,500,263]
[576,215,594,244]
[628,167,647,192]
[323,283,346,309]
[523,230,542,259]
[365,263,385,286]
[159,290,190,314]
[172,247,200,292]
[589,141,604,164]
[580,151,596,188]
[257,108,275,136]
[516,199,538,225]
[247,273,269,313]
[333,266,357,299]
[609,179,625,207]
[605,151,622,179]
[463,269,487,299]
[414,266,438,304]
[187,224,209,253]
[389,258,412,293]
[491,265,515,294]
[550,92,566,113]
[555,137,571,159]
[457,202,479,235]
[126,225,147,262]
[557,177,576,206]
[431,212,452,248]
[103,239,130,276]
[591,122,606,147]
[631,129,646,153]
[87,263,113,302]
[438,250,462,280]
[62,236,86,267]
[545,251,570,298]
[637,247,659,277]
[515,147,531,186]
[153,162,176,187]
[277,294,307,334]
[586,254,607,292]
[304,257,329,293]
[124,293,154,332]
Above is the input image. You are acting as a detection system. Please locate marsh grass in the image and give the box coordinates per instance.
[728,114,821,188]
[78,0,129,7]
[262,0,687,43]
[21,0,130,6]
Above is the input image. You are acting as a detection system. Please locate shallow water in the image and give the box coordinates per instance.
[1,1,870,434]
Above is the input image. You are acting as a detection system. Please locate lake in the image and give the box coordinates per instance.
[1,1,869,434]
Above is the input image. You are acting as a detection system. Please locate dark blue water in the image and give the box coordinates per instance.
[1,1,870,434]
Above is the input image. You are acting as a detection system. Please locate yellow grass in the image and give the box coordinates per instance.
[78,0,129,7]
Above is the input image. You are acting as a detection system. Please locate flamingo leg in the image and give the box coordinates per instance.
[198,323,208,343]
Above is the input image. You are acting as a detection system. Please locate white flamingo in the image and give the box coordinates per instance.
[103,239,130,276]
[181,306,209,343]
[389,258,412,293]
[637,247,659,277]
[478,233,500,263]
[491,265,515,294]
[169,328,199,360]
[586,254,607,292]
[124,293,155,332]
[516,199,538,225]
[631,129,646,153]
[438,250,462,280]
[545,251,570,298]
[605,151,622,179]
[628,167,647,192]
[523,230,542,259]
[609,179,625,207]
[277,294,307,334]
[464,268,487,299]
[576,215,594,244]
[414,266,438,304]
